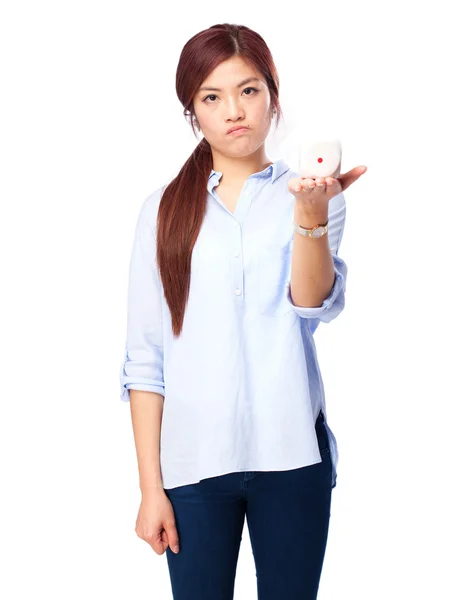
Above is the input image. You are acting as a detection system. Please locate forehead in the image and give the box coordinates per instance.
[199,76,262,93]
[199,57,264,91]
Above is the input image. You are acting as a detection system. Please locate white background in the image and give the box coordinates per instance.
[1,1,467,599]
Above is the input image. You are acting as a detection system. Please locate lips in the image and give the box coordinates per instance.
[227,126,248,134]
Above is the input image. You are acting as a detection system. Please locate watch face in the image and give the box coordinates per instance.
[312,226,326,238]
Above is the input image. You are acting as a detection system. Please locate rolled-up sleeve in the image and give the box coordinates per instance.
[120,198,165,402]
[286,191,348,325]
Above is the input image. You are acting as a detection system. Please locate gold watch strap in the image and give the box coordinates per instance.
[292,219,329,238]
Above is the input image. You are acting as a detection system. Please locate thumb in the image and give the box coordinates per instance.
[164,523,180,554]
[339,165,367,192]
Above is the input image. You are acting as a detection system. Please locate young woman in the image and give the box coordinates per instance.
[120,22,366,600]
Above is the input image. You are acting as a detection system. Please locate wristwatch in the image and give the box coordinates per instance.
[292,219,329,239]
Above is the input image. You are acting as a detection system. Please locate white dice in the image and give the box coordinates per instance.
[298,137,342,179]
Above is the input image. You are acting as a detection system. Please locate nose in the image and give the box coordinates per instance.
[225,98,245,124]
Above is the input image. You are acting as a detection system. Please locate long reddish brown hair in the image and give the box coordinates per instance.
[156,23,284,338]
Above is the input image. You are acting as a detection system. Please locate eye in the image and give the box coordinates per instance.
[202,87,259,103]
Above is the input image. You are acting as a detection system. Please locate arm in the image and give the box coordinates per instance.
[287,191,347,323]
[120,193,166,492]
[130,389,164,492]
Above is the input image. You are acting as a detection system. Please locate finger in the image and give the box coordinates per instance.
[315,177,326,189]
[288,177,301,192]
[152,539,165,555]
[297,177,314,191]
[293,178,308,192]
[158,529,170,555]
[146,530,165,555]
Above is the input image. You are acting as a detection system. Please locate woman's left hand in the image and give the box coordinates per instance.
[288,165,368,212]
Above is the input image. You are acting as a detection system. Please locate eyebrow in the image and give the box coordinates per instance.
[199,77,262,92]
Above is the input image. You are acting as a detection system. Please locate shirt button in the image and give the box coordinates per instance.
[233,221,239,227]
[235,288,242,295]
[234,252,239,258]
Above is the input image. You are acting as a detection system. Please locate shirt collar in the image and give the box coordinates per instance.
[207,158,289,194]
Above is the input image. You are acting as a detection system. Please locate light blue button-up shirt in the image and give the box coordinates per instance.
[120,158,347,490]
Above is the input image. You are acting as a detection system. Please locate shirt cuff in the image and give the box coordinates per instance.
[120,351,165,402]
[120,382,166,402]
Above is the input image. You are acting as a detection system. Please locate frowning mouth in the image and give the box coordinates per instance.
[227,127,249,136]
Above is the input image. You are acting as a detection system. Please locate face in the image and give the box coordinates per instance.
[192,56,273,157]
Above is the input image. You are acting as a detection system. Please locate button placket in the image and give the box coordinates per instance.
[230,182,256,298]
[232,220,243,297]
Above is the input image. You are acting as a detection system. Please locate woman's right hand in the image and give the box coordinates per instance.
[135,490,180,555]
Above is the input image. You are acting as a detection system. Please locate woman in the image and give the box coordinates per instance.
[120,22,366,600]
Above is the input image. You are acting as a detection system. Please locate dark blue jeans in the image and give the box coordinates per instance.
[164,410,333,600]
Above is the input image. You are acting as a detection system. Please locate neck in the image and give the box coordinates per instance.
[212,150,272,184]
